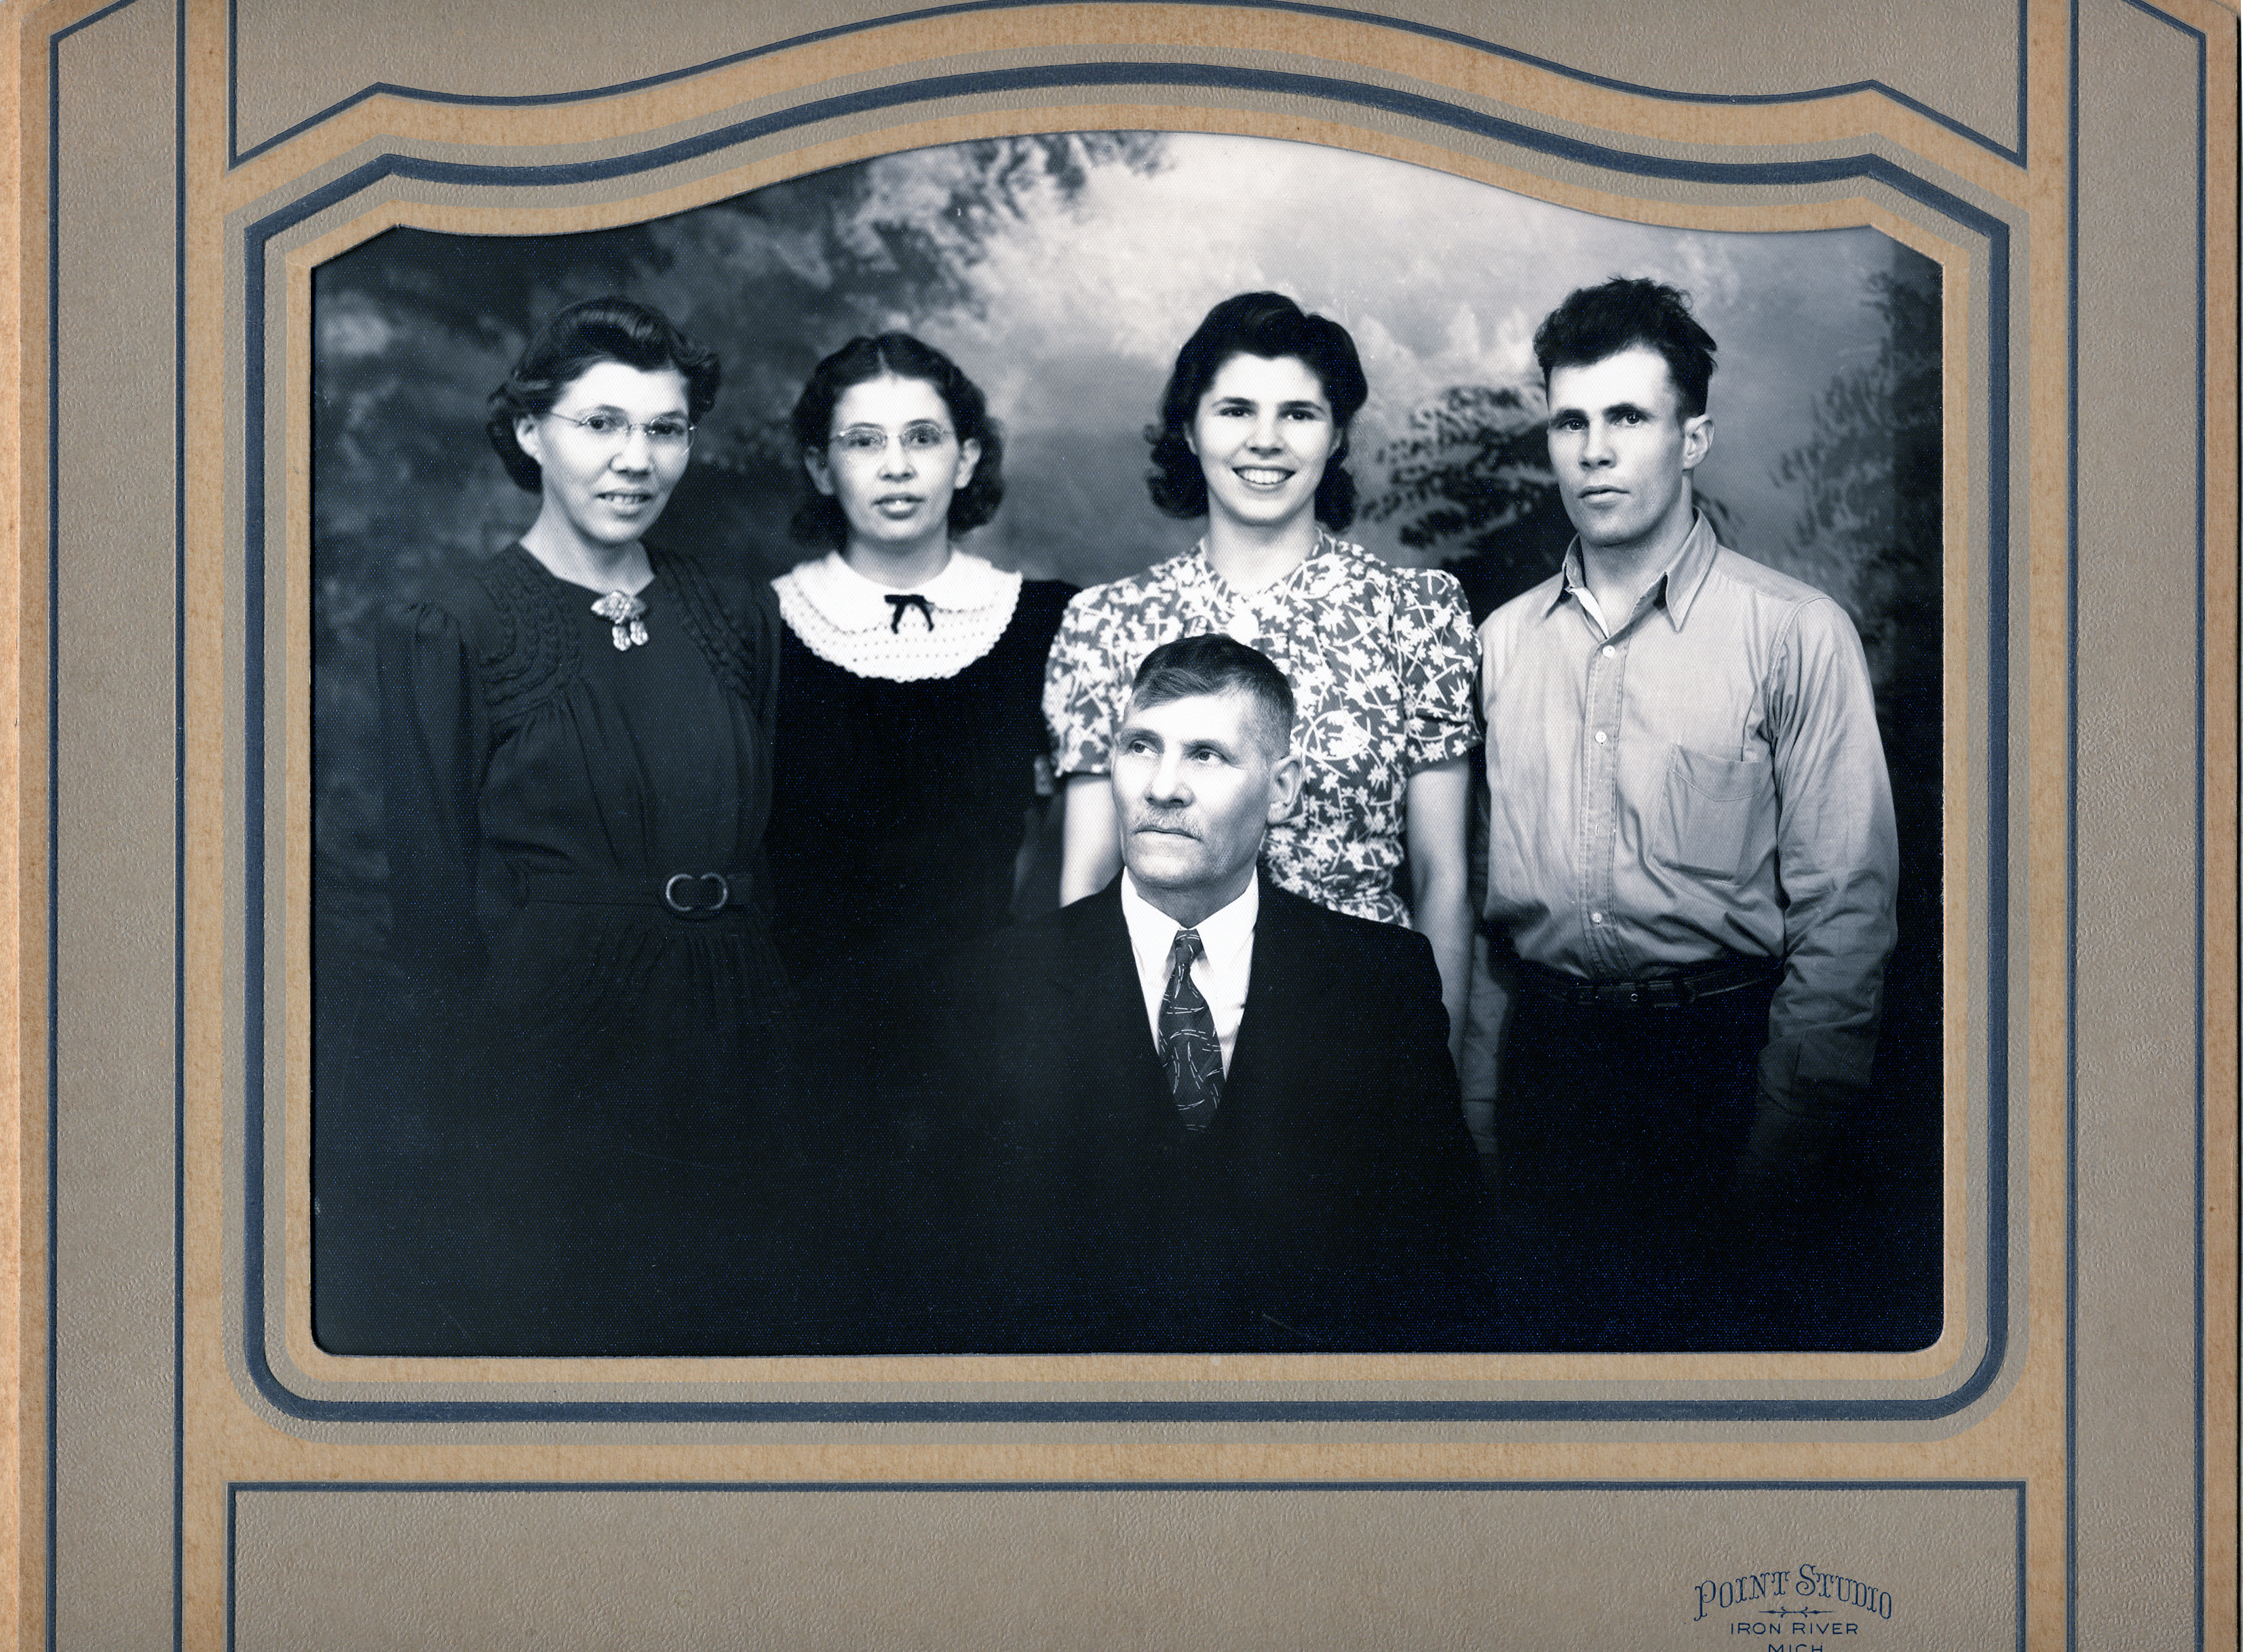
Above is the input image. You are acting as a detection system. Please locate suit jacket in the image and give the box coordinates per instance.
[933,875,1489,1352]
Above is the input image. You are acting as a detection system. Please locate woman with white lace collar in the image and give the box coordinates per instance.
[767,334,1074,1163]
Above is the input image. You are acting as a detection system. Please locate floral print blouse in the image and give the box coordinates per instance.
[1043,534,1480,925]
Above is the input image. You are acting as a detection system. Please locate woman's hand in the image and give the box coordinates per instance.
[1057,773,1123,904]
[1404,756,1474,1067]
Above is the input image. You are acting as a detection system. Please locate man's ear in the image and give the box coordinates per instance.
[1680,412,1713,472]
[1265,751,1305,823]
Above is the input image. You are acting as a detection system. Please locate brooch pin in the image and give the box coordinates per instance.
[590,590,648,651]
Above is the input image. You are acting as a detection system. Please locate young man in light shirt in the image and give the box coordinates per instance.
[1478,277,1899,1313]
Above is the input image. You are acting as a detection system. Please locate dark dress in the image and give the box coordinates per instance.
[335,542,792,1355]
[767,577,1075,999]
[761,572,1071,1344]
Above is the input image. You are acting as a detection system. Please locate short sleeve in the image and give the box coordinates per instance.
[1042,585,1132,777]
[1396,568,1481,770]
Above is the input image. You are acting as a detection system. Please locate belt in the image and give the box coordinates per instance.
[514,867,754,920]
[1513,954,1780,1010]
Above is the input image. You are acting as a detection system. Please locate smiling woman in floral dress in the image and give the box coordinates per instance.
[1043,291,1480,1050]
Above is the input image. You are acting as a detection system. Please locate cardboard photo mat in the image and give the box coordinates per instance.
[9,0,2234,1645]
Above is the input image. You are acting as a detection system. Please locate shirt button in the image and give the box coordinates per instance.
[1601,645,1615,658]
[1594,729,1609,744]
[1590,911,1605,924]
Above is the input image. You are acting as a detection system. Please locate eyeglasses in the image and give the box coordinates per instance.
[545,410,695,450]
[829,421,954,458]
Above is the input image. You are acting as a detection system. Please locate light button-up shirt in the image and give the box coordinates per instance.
[1478,514,1898,1096]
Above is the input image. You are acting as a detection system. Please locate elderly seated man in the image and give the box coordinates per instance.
[932,633,1488,1353]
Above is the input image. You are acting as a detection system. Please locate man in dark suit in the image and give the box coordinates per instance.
[940,634,1488,1353]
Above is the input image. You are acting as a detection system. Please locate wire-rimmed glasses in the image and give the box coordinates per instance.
[828,421,955,459]
[545,409,695,451]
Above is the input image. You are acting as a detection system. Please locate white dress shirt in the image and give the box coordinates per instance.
[1118,870,1258,1076]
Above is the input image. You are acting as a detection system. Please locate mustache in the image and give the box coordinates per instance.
[1127,813,1198,837]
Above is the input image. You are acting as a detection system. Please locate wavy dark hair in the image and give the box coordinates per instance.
[1144,291,1369,531]
[788,332,1006,551]
[485,296,721,493]
[1533,277,1718,418]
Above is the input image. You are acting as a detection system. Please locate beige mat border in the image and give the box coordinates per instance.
[2,1,2233,1647]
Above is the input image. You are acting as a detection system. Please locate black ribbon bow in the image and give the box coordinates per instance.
[885,593,935,632]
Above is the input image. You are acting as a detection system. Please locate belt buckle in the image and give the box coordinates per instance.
[663,871,730,919]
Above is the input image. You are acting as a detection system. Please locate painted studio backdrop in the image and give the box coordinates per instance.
[310,132,1942,1352]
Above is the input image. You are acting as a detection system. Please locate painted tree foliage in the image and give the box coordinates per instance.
[1769,256,1943,1094]
[1773,258,1942,706]
[1358,384,1571,625]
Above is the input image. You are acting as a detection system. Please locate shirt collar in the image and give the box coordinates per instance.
[1119,867,1260,971]
[1546,510,1721,633]
[784,548,1012,633]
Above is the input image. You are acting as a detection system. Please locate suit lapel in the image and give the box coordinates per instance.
[1224,877,1334,1119]
[1061,883,1173,1119]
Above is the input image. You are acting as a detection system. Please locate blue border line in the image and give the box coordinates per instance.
[228,1476,2031,1493]
[170,0,188,1644]
[222,0,2033,171]
[2186,29,2206,1652]
[2188,23,2206,1649]
[221,1478,2029,1652]
[43,25,55,1648]
[222,1479,237,1649]
[2016,1480,2029,1652]
[242,61,2015,1425]
[2066,3,2212,1648]
[2063,9,2081,1645]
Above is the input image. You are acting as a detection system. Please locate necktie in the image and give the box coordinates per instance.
[1158,927,1223,1131]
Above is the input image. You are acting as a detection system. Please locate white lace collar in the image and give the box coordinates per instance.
[772,549,1023,682]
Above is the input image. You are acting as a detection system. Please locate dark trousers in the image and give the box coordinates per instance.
[1494,971,1778,1345]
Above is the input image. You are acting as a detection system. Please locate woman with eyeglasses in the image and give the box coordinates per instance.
[765,334,1073,1193]
[368,296,788,1354]
[1044,292,1480,1056]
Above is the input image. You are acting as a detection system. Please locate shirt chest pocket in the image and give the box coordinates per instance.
[1655,744,1776,882]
